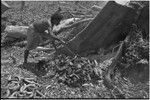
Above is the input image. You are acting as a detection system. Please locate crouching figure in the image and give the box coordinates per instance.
[24,19,64,64]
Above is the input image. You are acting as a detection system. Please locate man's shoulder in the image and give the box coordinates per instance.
[32,19,50,33]
[33,19,50,26]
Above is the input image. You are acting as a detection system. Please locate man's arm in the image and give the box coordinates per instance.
[39,28,65,46]
[47,28,65,44]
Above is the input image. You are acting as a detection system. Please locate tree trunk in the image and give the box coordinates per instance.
[136,2,149,39]
[58,1,137,56]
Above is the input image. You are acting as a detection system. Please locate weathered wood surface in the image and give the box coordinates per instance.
[4,25,29,38]
[137,3,149,39]
[1,18,88,47]
[58,1,137,56]
[1,26,28,47]
[1,1,11,14]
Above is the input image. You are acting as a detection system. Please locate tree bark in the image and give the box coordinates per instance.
[1,26,28,47]
[136,2,149,39]
[58,1,137,56]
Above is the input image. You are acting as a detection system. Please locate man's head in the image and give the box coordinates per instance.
[51,7,63,28]
[41,19,51,29]
[33,19,51,33]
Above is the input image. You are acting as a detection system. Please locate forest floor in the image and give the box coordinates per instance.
[1,1,149,98]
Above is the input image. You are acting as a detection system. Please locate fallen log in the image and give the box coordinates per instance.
[1,1,11,14]
[57,1,137,56]
[2,18,87,47]
[1,26,28,47]
[4,25,28,38]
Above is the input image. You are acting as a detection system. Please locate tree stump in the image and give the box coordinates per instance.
[137,2,149,39]
[58,1,137,56]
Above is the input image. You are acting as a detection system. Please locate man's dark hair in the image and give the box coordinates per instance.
[51,7,63,28]
[33,19,50,33]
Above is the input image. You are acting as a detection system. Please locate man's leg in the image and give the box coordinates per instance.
[24,25,40,64]
[51,40,57,51]
[24,49,29,64]
[51,40,59,59]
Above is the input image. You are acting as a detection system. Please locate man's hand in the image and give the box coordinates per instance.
[39,39,51,47]
[47,28,66,44]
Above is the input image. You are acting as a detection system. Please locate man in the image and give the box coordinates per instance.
[24,19,64,64]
